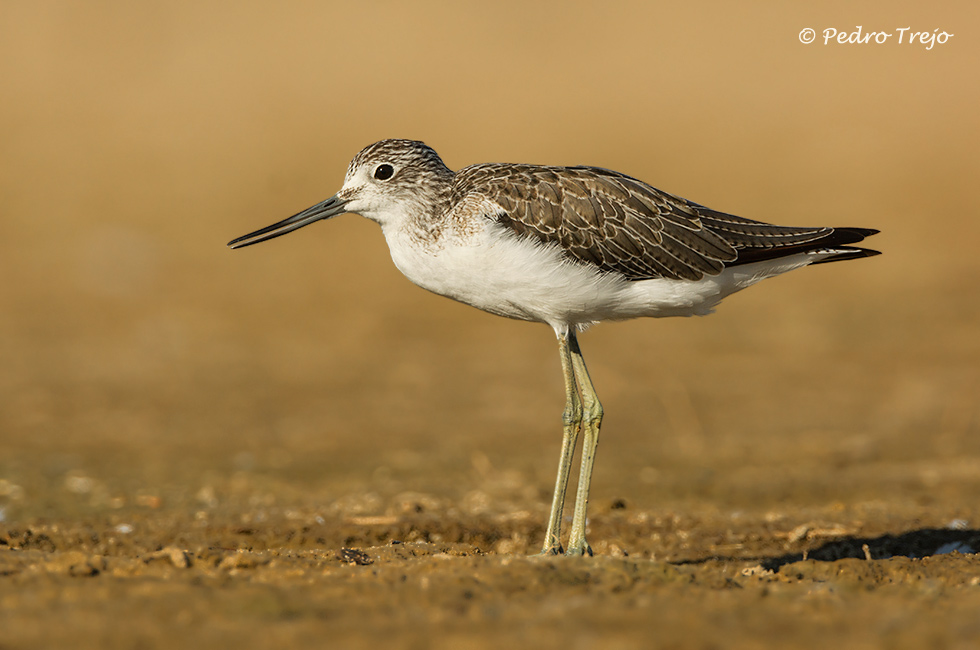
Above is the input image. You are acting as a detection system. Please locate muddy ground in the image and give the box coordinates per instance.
[3,448,980,649]
[2,3,979,649]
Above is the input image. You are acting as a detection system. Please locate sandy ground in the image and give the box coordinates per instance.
[2,2,980,648]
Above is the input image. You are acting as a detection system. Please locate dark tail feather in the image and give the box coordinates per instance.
[807,227,880,264]
[809,246,881,265]
[731,227,880,266]
[828,227,880,245]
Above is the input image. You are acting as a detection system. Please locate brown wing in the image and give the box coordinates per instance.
[452,163,876,281]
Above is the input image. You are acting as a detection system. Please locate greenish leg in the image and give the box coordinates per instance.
[565,332,603,557]
[539,332,582,555]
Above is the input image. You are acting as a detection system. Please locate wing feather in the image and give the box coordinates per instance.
[451,163,878,281]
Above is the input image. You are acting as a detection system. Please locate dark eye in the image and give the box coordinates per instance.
[374,164,394,180]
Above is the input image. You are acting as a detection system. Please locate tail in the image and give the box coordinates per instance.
[730,226,881,267]
[805,227,881,265]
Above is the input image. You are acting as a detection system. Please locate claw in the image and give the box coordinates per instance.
[565,542,593,557]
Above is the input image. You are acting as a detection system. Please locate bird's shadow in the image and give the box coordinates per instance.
[674,527,979,570]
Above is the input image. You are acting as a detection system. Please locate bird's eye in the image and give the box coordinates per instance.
[374,164,394,180]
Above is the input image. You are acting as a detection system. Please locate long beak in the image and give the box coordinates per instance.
[227,194,349,249]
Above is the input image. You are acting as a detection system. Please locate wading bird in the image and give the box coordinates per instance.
[229,139,879,556]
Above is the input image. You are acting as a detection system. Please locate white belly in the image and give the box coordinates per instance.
[383,221,817,332]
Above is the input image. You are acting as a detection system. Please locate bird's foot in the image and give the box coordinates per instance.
[564,540,593,557]
[537,544,564,556]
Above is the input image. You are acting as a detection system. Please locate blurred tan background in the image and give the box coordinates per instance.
[1,0,978,521]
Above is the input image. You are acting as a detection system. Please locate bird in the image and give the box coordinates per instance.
[228,138,879,557]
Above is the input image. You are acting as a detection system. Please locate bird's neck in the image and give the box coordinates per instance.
[384,173,455,246]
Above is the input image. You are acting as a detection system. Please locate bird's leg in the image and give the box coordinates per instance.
[539,332,582,555]
[565,332,603,557]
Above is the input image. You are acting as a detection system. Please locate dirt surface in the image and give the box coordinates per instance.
[2,3,980,649]
[3,497,980,648]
